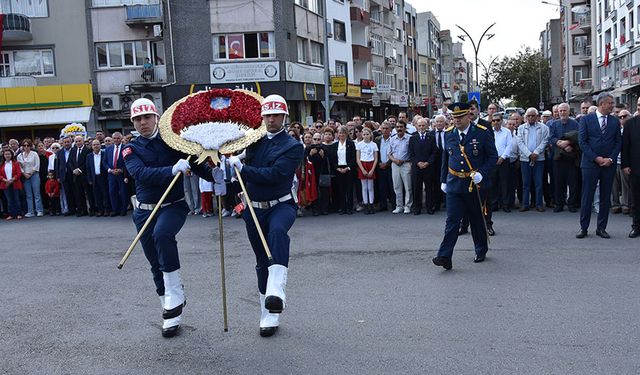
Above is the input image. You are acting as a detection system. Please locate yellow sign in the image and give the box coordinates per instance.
[347,84,361,98]
[330,76,347,94]
[0,83,94,111]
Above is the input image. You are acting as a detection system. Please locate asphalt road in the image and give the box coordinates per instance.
[2,209,639,374]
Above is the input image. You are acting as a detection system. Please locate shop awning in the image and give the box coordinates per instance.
[0,106,92,128]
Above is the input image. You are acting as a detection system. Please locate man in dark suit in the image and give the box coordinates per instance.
[102,131,128,216]
[408,118,437,215]
[86,139,111,216]
[431,115,447,212]
[576,92,622,239]
[68,135,94,216]
[622,111,640,238]
[55,136,76,215]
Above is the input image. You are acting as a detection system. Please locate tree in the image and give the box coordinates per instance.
[487,47,551,109]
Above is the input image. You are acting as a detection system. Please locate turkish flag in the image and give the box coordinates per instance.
[604,42,611,67]
[227,34,244,59]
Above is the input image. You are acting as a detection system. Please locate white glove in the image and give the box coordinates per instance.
[236,150,246,160]
[440,183,447,193]
[229,156,243,172]
[472,172,483,184]
[172,159,190,176]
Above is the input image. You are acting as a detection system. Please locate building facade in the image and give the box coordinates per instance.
[0,0,94,140]
[416,11,442,116]
[540,18,564,104]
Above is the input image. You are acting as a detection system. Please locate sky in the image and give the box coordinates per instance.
[413,0,561,76]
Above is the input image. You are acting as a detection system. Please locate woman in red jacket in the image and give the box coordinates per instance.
[0,149,24,220]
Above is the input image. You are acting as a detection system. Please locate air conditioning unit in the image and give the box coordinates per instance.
[141,92,163,115]
[100,94,120,112]
[121,95,133,111]
[385,57,393,64]
[153,24,162,38]
[326,21,333,38]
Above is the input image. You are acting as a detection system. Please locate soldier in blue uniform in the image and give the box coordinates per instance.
[122,98,213,338]
[432,102,498,270]
[228,94,304,337]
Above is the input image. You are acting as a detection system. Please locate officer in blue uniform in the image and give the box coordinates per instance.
[432,102,498,270]
[123,98,212,338]
[228,94,303,337]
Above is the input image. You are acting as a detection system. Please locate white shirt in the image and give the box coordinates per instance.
[493,127,513,160]
[356,141,378,162]
[93,153,102,175]
[4,161,12,180]
[337,140,347,165]
[379,136,392,163]
[267,128,285,139]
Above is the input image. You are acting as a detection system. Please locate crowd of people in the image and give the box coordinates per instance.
[1,95,638,238]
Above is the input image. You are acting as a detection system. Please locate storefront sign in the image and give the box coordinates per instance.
[210,62,280,83]
[371,94,381,107]
[377,84,391,93]
[347,84,361,98]
[285,62,325,84]
[398,94,409,107]
[360,79,376,94]
[331,76,347,94]
[630,66,640,85]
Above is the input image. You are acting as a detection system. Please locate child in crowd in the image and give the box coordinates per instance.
[199,176,214,218]
[44,171,61,216]
[355,127,379,215]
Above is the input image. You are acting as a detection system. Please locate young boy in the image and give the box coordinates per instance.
[45,171,61,215]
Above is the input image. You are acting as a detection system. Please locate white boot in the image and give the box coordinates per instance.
[259,294,280,337]
[265,265,287,313]
[161,270,185,338]
[159,295,165,308]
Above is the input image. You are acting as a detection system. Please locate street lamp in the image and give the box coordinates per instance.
[456,23,496,92]
[541,0,571,102]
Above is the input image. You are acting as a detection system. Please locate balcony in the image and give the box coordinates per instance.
[577,13,591,30]
[577,78,593,90]
[129,65,167,86]
[0,76,37,88]
[576,45,591,60]
[1,13,32,41]
[350,6,370,25]
[125,3,163,25]
[352,44,372,62]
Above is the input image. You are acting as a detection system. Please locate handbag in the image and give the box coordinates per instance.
[318,157,332,187]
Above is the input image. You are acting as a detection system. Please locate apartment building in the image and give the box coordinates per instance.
[540,19,564,103]
[0,0,94,140]
[417,11,442,116]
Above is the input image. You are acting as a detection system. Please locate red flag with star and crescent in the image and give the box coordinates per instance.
[604,43,611,67]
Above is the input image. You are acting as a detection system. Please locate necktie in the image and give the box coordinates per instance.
[460,132,466,145]
[420,134,425,142]
[437,130,442,148]
[113,145,119,167]
[600,116,607,134]
[76,147,81,162]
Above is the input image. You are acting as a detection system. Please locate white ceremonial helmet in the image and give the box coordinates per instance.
[261,94,289,116]
[130,98,159,120]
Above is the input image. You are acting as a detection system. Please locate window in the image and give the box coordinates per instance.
[370,5,380,22]
[372,66,383,86]
[96,41,156,69]
[371,34,383,55]
[297,38,308,63]
[334,20,346,42]
[385,67,394,88]
[396,53,403,66]
[91,0,159,6]
[384,41,393,58]
[420,63,427,74]
[212,32,275,60]
[573,35,589,55]
[335,61,347,79]
[310,41,323,66]
[0,0,48,17]
[395,28,402,41]
[295,0,322,15]
[0,49,55,77]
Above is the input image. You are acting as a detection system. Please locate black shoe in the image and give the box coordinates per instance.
[413,209,421,215]
[596,228,610,239]
[110,212,118,217]
[576,229,587,239]
[265,296,284,314]
[487,226,495,236]
[473,254,486,263]
[432,256,452,270]
[260,326,278,337]
[312,211,320,216]
[427,209,435,215]
[629,228,640,238]
[503,207,511,213]
[346,210,353,215]
[458,227,469,235]
[338,210,345,215]
[568,207,577,213]
[162,325,180,338]
[553,206,563,213]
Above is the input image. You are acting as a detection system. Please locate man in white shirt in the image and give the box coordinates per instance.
[388,121,413,214]
[490,113,513,212]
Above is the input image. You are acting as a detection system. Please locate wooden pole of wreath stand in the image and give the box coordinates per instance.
[217,194,229,332]
[233,166,273,262]
[117,155,193,269]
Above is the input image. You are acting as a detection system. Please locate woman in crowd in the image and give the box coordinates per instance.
[17,139,44,217]
[356,127,379,214]
[289,122,304,142]
[329,126,356,215]
[0,149,23,220]
[37,142,51,213]
[306,131,331,216]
